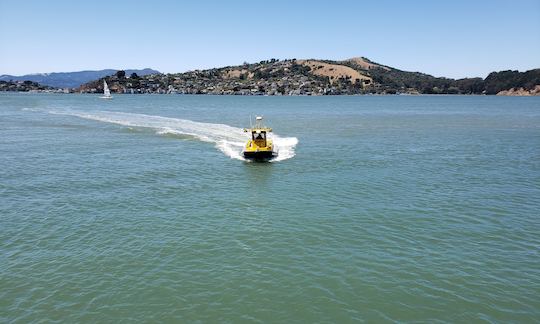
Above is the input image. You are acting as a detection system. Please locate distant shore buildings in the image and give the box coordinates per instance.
[2,58,539,96]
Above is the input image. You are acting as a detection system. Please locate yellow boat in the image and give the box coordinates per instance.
[243,116,278,161]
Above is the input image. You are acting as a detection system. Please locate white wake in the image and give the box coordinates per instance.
[49,110,298,161]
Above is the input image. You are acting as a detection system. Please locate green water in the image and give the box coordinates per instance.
[1,93,539,322]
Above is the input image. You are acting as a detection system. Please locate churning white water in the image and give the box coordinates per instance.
[49,110,298,161]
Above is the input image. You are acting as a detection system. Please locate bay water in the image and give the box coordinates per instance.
[1,93,539,322]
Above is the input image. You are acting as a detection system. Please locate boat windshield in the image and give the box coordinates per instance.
[253,131,266,140]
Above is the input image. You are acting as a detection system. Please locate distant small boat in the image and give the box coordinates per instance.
[100,80,113,99]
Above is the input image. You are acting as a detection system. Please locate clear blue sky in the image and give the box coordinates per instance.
[1,0,539,78]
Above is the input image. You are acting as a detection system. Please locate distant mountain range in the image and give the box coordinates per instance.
[0,68,160,88]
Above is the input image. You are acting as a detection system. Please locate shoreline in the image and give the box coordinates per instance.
[1,91,538,97]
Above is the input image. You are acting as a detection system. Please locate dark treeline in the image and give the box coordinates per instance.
[368,67,540,94]
[0,80,56,92]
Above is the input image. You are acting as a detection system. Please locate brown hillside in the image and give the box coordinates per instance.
[298,60,371,84]
[497,85,540,96]
[224,69,254,79]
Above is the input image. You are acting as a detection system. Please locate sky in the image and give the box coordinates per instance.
[1,0,539,78]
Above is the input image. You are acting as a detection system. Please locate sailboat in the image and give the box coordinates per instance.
[100,80,113,99]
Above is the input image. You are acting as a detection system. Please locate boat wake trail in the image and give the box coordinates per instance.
[49,110,298,161]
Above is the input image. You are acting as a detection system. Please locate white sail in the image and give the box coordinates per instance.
[103,81,111,96]
[101,80,112,99]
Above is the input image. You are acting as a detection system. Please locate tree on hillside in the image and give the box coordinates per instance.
[130,72,139,79]
[116,70,126,79]
[484,69,540,94]
[455,78,484,94]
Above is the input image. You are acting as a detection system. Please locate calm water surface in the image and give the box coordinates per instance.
[1,94,539,322]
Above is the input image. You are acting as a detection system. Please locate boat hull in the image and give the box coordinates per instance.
[243,150,276,161]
